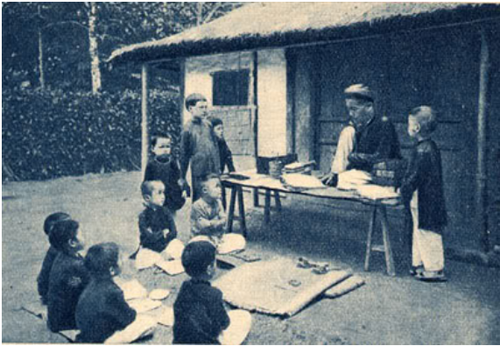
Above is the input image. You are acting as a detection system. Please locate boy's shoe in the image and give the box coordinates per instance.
[415,270,447,282]
[409,266,424,276]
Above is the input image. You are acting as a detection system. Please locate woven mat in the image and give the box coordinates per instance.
[214,257,351,317]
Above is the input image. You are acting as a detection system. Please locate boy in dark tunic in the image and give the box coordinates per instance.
[46,219,89,332]
[209,117,236,174]
[173,241,229,344]
[76,243,137,343]
[400,106,447,281]
[179,93,221,202]
[37,212,71,305]
[144,133,186,214]
[134,180,184,268]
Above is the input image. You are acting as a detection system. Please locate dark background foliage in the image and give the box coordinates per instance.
[2,88,180,181]
[2,2,243,182]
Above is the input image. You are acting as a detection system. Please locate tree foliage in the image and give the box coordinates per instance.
[3,3,243,181]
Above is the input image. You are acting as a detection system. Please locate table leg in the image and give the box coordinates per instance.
[364,206,377,272]
[237,187,247,238]
[264,189,271,225]
[227,187,238,233]
[274,191,282,212]
[253,188,259,207]
[221,185,227,210]
[379,206,396,276]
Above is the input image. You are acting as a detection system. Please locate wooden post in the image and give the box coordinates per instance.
[477,27,490,252]
[141,64,149,178]
[252,51,259,167]
[179,59,186,126]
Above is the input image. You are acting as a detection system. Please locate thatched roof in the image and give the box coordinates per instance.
[109,2,500,65]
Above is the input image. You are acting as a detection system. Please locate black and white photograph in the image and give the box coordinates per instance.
[2,2,500,344]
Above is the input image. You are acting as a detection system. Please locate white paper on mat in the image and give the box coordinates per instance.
[116,279,148,301]
[155,259,185,276]
[104,314,157,344]
[155,306,175,327]
[219,310,252,345]
[218,234,246,255]
[135,248,162,270]
[128,298,162,313]
[149,289,170,301]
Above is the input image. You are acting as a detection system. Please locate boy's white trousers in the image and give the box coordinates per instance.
[410,192,444,271]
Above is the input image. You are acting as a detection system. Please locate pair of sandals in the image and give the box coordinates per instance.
[410,266,447,282]
[297,257,335,275]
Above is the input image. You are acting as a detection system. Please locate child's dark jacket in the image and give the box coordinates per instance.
[217,138,235,173]
[173,278,230,344]
[47,252,90,332]
[37,245,59,303]
[139,205,178,253]
[400,138,447,232]
[76,276,137,343]
[144,157,185,211]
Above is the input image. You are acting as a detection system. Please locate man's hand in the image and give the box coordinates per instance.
[348,153,370,166]
[321,172,338,187]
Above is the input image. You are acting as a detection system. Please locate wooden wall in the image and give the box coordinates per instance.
[291,23,500,250]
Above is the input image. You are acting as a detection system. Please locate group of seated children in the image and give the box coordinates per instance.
[38,206,247,343]
[36,117,247,343]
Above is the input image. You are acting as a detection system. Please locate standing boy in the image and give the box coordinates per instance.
[173,241,251,345]
[144,133,186,214]
[37,212,71,305]
[400,106,447,281]
[209,117,236,174]
[179,93,221,202]
[46,218,90,332]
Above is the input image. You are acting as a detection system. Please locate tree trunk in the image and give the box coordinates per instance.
[38,5,45,89]
[88,2,101,94]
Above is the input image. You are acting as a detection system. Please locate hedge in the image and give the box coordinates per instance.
[2,88,180,182]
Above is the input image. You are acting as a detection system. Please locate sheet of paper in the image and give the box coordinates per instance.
[155,259,185,276]
[149,289,170,301]
[156,306,175,327]
[128,298,162,314]
[281,173,326,190]
[116,279,148,301]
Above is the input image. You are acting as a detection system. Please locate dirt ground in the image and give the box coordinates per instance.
[2,171,500,344]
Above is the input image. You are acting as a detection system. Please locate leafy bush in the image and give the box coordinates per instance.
[2,88,180,181]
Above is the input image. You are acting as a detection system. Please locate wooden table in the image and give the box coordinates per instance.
[222,172,402,276]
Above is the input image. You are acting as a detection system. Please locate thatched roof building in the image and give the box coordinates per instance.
[109,2,499,65]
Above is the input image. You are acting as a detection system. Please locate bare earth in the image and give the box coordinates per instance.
[2,171,499,344]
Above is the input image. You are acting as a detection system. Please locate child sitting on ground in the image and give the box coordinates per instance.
[76,242,155,343]
[37,212,71,305]
[135,180,185,269]
[173,240,251,345]
[209,117,236,174]
[144,133,186,214]
[46,218,90,332]
[190,174,245,254]
[400,106,448,282]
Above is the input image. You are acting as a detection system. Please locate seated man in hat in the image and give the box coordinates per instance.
[322,84,401,187]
